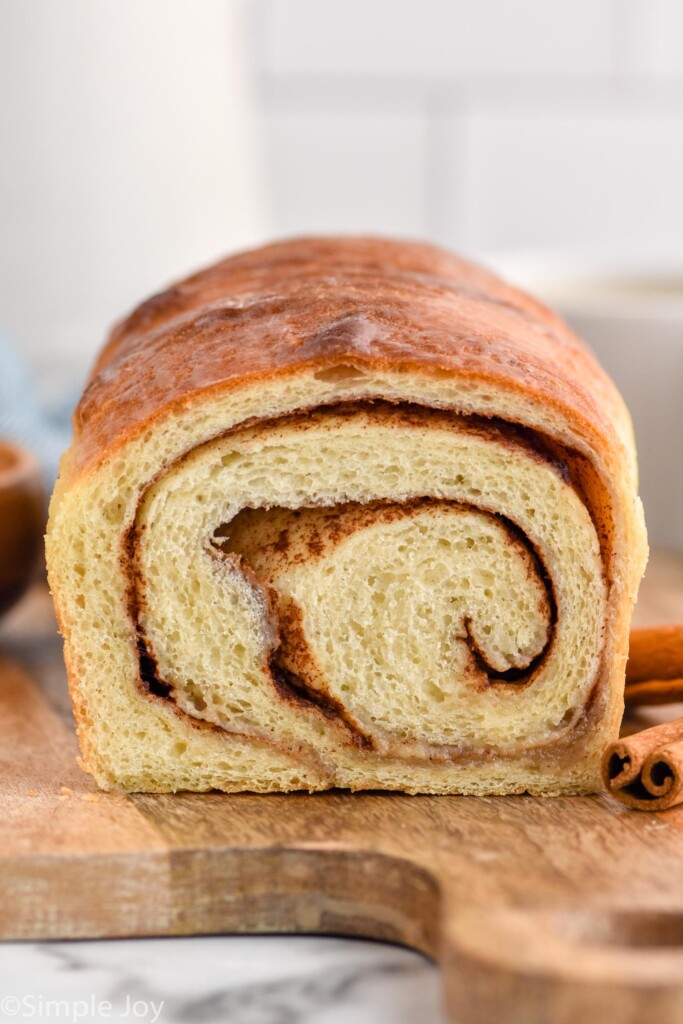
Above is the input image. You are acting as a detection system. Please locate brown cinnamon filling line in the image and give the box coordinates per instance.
[268,659,375,752]
[122,400,609,761]
[217,496,557,681]
[222,497,558,754]
[124,525,172,701]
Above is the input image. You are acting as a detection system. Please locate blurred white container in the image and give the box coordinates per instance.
[487,251,683,552]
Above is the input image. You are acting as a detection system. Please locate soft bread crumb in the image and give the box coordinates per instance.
[46,372,647,795]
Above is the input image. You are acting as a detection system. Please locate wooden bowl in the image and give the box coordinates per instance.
[0,441,44,617]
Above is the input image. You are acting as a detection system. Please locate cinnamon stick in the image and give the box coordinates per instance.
[625,678,683,707]
[602,719,683,811]
[627,625,683,685]
[600,626,683,809]
[623,625,683,706]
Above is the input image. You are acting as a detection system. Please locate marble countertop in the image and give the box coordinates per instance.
[0,935,445,1024]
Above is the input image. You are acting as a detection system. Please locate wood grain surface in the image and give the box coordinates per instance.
[3,552,683,1024]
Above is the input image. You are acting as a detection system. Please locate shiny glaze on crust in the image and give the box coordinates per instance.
[71,236,627,475]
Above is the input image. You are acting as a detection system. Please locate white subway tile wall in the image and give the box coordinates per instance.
[620,0,683,79]
[249,0,683,257]
[264,108,429,239]
[254,0,616,79]
[457,99,683,252]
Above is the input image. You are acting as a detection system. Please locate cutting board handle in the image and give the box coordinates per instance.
[442,903,683,1023]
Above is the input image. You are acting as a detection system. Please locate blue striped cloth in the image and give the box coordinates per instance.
[0,336,77,486]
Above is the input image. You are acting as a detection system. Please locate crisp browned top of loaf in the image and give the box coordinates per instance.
[71,236,626,473]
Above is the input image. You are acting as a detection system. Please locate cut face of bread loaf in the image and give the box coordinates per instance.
[46,236,648,795]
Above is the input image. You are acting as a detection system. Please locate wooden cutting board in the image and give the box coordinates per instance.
[3,554,683,1024]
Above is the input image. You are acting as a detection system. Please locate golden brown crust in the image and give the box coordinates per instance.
[47,236,646,795]
[70,236,629,478]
